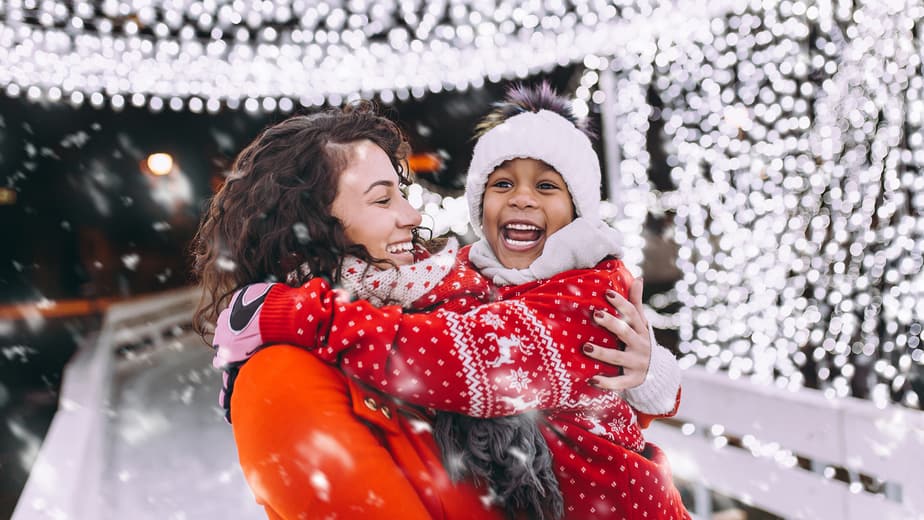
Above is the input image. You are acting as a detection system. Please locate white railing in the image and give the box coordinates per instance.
[647,365,924,520]
[12,287,201,520]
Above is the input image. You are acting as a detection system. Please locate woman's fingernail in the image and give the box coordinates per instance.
[594,310,605,320]
[588,377,601,387]
[583,343,594,354]
[606,289,617,299]
[638,277,645,285]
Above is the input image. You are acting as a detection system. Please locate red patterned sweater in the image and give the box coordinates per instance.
[253,246,689,519]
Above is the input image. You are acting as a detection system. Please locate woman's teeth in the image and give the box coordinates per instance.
[386,242,414,254]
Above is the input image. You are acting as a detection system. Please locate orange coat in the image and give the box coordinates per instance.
[230,344,506,520]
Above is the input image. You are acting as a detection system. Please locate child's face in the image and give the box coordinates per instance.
[481,158,575,269]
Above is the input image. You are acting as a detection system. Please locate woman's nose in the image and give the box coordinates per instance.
[397,196,423,227]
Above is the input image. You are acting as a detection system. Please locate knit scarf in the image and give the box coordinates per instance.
[469,217,624,286]
[337,238,458,306]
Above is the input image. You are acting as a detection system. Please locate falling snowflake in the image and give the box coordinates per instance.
[122,253,140,271]
[216,256,236,272]
[60,130,90,149]
[310,470,330,502]
[292,222,311,244]
[506,367,532,392]
[2,345,36,362]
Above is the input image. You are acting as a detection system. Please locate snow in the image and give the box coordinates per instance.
[121,254,140,271]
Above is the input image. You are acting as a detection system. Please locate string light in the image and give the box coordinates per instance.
[581,0,923,409]
[0,0,737,111]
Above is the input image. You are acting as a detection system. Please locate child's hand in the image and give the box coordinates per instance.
[584,277,652,391]
[212,283,275,368]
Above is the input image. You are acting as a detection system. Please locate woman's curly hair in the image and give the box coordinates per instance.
[191,101,411,338]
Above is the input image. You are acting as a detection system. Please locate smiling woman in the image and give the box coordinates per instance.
[191,102,505,520]
[330,140,422,267]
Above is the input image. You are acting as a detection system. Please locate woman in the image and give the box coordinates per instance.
[193,104,500,519]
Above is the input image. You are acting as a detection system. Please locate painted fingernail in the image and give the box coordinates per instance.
[594,310,605,320]
[606,289,617,299]
[583,343,594,354]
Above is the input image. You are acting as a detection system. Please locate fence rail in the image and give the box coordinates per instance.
[647,364,924,519]
[12,287,201,520]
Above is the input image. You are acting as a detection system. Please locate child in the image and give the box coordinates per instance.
[215,85,689,519]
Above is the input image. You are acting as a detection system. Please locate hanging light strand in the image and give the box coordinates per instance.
[0,0,738,110]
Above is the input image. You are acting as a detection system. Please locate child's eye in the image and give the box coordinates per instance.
[491,180,513,189]
[538,182,560,190]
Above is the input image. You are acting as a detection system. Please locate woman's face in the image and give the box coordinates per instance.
[331,140,422,267]
[481,158,575,269]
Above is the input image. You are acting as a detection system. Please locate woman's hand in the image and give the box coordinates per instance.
[583,278,652,391]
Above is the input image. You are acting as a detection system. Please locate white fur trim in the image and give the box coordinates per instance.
[466,109,602,237]
[468,217,622,286]
[621,326,682,415]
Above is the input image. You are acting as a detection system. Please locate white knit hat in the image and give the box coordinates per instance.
[465,109,601,237]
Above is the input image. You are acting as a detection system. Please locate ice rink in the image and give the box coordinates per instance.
[100,334,264,519]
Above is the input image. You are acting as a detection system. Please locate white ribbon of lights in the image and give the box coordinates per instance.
[0,0,737,111]
[578,0,924,409]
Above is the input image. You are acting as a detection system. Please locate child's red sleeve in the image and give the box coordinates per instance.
[255,274,625,418]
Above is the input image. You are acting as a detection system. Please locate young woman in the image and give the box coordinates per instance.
[193,105,506,519]
[210,86,689,519]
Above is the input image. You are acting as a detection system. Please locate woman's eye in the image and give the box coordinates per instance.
[375,197,391,205]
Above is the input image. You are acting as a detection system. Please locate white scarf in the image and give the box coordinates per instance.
[468,217,624,286]
[337,237,459,307]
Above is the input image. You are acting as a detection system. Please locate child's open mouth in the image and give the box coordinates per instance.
[501,222,544,250]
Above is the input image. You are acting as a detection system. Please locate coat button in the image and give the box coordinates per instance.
[363,397,378,411]
[380,406,392,420]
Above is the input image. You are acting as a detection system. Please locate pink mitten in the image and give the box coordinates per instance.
[212,283,275,370]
